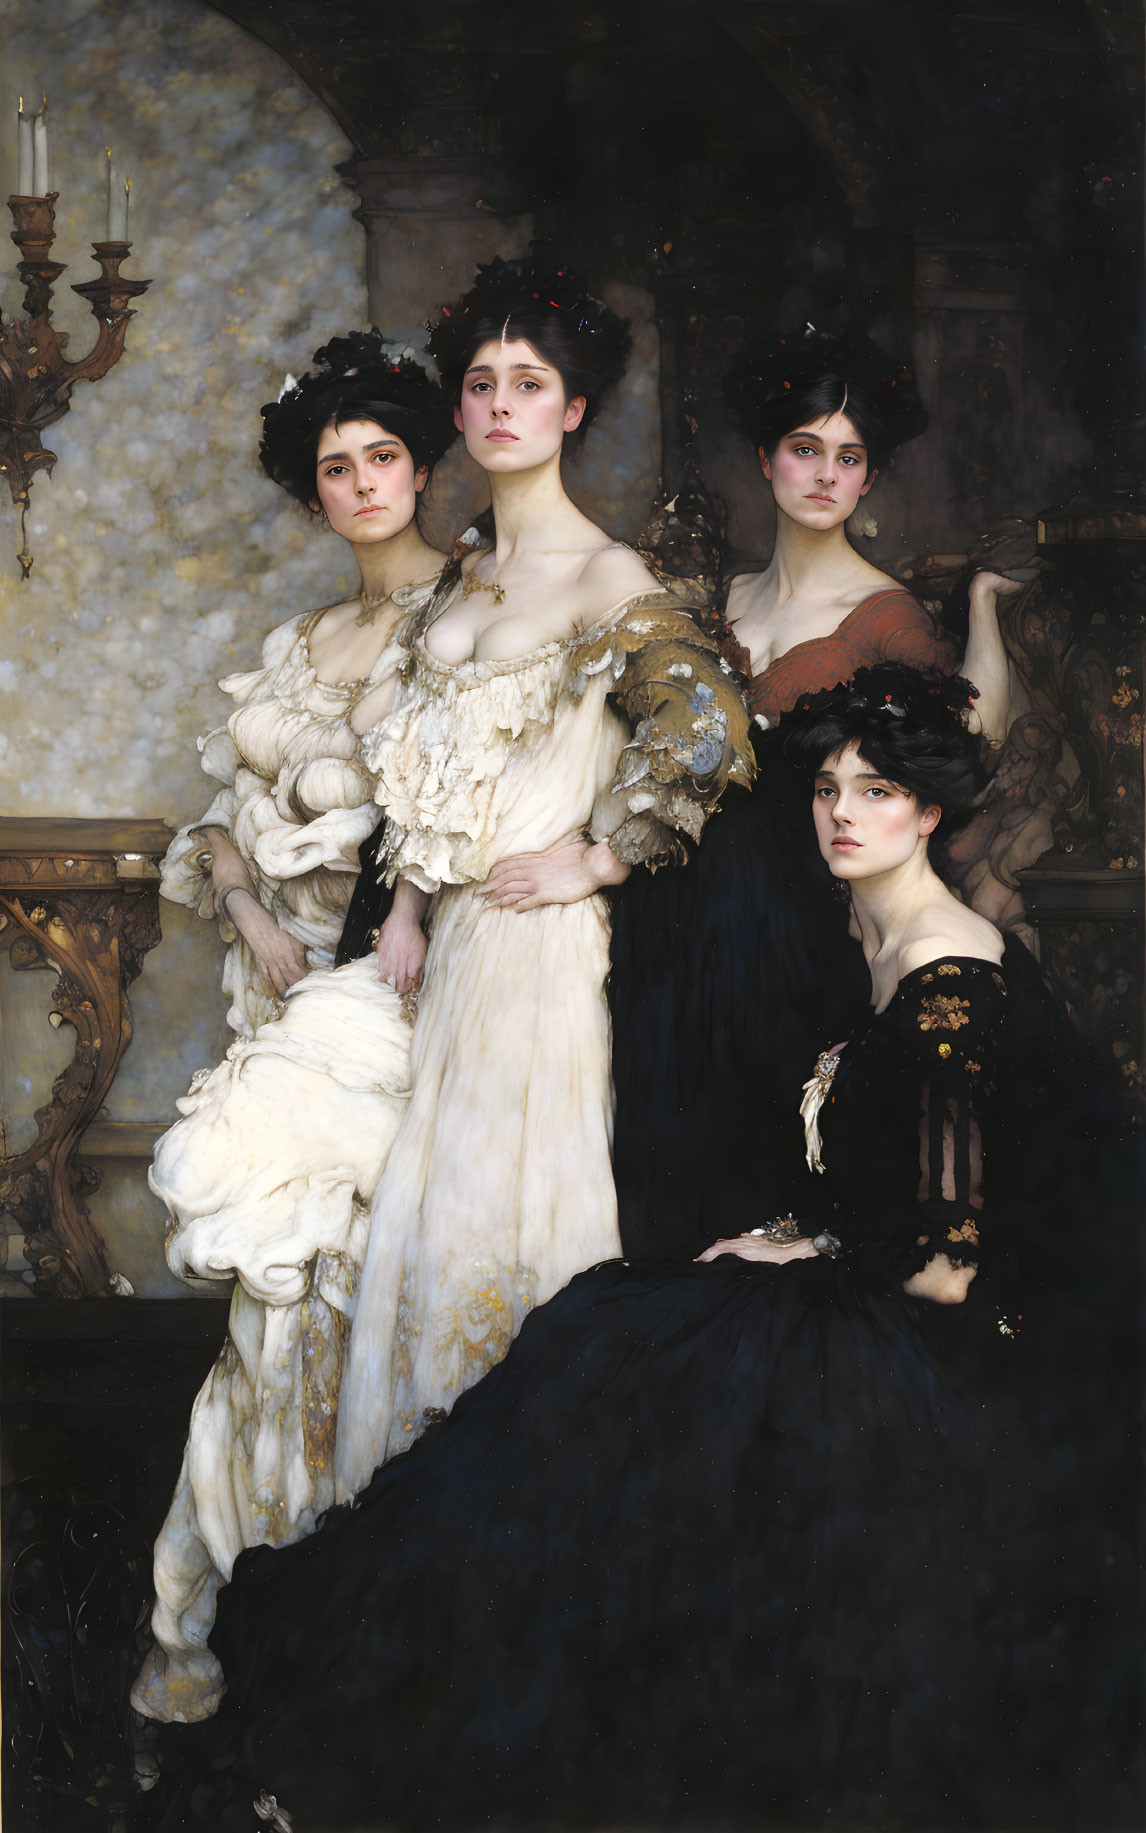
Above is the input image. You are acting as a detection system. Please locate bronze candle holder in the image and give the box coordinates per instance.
[1,192,151,578]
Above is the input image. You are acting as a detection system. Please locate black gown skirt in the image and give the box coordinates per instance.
[609,724,871,1257]
[150,942,1139,1833]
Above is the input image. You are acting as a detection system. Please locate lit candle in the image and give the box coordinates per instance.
[17,97,33,195]
[109,173,128,242]
[104,146,114,237]
[32,95,48,197]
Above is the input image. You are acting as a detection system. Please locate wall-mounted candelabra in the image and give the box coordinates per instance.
[1,99,151,579]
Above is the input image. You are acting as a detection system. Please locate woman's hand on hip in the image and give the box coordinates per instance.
[480,835,631,912]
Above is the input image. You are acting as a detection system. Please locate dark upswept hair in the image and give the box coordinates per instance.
[259,330,457,509]
[426,250,632,448]
[725,325,927,471]
[780,663,988,861]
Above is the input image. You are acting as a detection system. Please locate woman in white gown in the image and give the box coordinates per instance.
[332,256,753,1499]
[158,333,452,1036]
[133,337,454,1723]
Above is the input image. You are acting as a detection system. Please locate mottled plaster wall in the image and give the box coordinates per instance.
[0,0,369,1292]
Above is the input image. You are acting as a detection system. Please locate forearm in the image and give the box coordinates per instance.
[390,874,432,930]
[963,598,1011,747]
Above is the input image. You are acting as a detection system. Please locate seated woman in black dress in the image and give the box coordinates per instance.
[151,667,1135,1833]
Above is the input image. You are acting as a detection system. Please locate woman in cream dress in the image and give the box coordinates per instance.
[133,338,454,1723]
[332,257,752,1499]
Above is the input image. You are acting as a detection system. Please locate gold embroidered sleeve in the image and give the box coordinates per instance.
[574,592,755,870]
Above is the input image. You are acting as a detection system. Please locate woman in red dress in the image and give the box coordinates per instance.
[610,327,1013,1256]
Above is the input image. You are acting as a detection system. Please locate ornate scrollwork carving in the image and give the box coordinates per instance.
[0,825,167,1297]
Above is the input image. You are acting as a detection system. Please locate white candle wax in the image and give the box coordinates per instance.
[108,175,128,242]
[17,99,33,195]
[32,98,48,197]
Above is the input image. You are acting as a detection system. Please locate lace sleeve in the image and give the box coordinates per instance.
[574,591,755,870]
[895,961,1008,1280]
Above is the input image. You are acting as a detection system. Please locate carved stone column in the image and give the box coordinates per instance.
[334,41,530,349]
[341,155,531,350]
[0,819,169,1296]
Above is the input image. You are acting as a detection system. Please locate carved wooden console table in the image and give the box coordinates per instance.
[0,819,171,1297]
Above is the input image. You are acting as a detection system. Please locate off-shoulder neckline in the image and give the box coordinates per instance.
[730,584,920,689]
[417,587,679,677]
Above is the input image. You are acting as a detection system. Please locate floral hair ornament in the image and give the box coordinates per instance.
[258,328,456,505]
[426,247,632,400]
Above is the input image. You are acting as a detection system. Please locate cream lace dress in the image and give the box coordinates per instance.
[334,587,752,1499]
[134,586,436,1724]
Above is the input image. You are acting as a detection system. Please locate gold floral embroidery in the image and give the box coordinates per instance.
[433,1269,535,1394]
[947,1219,980,1245]
[300,1296,348,1481]
[937,962,962,976]
[937,1042,952,1058]
[921,972,934,984]
[917,993,971,1032]
[964,1058,981,1075]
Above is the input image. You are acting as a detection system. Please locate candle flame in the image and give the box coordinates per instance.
[19,96,24,114]
[38,95,47,116]
[125,178,131,193]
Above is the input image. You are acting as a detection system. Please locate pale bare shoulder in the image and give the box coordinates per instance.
[854,558,902,595]
[574,541,659,623]
[898,917,1004,979]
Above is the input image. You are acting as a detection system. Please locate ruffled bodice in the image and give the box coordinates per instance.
[161,580,440,1034]
[361,588,753,894]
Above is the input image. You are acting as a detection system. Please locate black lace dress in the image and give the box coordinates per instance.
[151,942,1137,1832]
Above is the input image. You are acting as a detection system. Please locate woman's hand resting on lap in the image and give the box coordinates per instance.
[903,1253,977,1304]
[480,836,630,912]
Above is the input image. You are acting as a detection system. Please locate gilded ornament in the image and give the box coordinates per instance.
[917,993,971,1032]
[800,1047,842,1174]
[461,571,506,607]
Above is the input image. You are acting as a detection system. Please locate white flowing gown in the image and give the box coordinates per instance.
[133,587,437,1723]
[334,587,753,1497]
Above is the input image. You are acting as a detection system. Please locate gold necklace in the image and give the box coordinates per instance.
[356,588,393,627]
[461,571,506,607]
